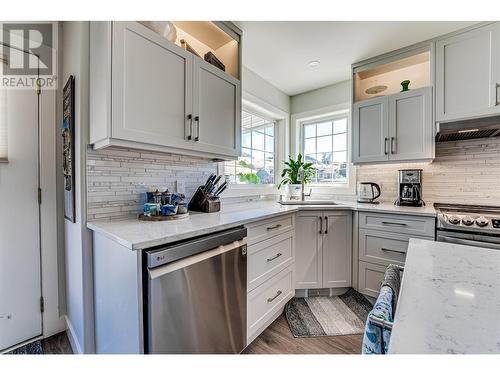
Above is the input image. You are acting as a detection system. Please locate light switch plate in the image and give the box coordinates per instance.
[175,180,185,193]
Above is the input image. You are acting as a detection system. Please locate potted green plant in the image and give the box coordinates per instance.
[278,154,315,199]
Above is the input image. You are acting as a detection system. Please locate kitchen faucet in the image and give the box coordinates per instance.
[297,166,312,201]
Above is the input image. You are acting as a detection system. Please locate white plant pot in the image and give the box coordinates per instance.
[286,184,302,200]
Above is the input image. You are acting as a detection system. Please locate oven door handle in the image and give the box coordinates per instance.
[437,235,500,250]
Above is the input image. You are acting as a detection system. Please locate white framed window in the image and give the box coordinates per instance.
[224,110,276,185]
[302,114,349,185]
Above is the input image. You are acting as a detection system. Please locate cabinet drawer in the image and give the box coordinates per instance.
[359,211,435,237]
[246,214,294,246]
[248,231,294,291]
[358,261,387,298]
[247,266,294,339]
[359,228,433,266]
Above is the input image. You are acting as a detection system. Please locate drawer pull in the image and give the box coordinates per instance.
[381,221,407,226]
[324,215,328,234]
[381,247,406,255]
[267,253,282,262]
[266,224,282,231]
[267,290,282,303]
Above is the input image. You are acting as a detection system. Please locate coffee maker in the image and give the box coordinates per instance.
[395,169,425,207]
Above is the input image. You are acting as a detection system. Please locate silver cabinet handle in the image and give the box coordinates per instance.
[391,137,396,154]
[186,114,192,140]
[194,116,200,141]
[267,253,282,262]
[324,215,328,234]
[381,221,407,226]
[267,290,282,303]
[266,224,282,231]
[384,137,388,155]
[381,247,406,255]
[319,216,323,234]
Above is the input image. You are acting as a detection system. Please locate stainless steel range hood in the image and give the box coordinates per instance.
[436,115,500,142]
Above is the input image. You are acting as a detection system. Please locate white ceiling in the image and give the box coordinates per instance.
[239,21,476,96]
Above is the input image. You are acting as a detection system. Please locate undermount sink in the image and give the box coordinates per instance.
[278,199,338,205]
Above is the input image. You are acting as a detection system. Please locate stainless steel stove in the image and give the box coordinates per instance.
[434,203,500,250]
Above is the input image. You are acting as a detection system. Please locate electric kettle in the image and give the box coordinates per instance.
[357,182,381,204]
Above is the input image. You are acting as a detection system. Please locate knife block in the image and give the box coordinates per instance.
[188,186,221,213]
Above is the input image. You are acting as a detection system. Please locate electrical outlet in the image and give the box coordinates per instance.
[175,180,185,193]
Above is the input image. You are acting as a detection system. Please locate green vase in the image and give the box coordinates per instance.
[401,80,410,92]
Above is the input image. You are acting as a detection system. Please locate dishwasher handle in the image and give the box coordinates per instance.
[149,240,246,280]
[146,226,247,268]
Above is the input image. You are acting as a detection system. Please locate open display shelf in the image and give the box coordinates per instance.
[140,21,240,80]
[353,51,431,102]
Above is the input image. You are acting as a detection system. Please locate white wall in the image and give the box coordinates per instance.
[290,80,350,115]
[62,21,94,354]
[242,67,290,114]
[290,80,351,156]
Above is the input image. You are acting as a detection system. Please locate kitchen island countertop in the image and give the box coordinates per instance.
[389,238,500,354]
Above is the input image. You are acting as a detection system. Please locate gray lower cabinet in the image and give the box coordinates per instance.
[352,87,433,164]
[245,214,295,345]
[295,211,352,290]
[358,261,387,299]
[436,22,500,122]
[356,211,435,298]
[89,21,241,160]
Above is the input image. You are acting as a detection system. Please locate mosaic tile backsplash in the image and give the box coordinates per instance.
[87,147,218,221]
[87,137,500,221]
[356,137,500,205]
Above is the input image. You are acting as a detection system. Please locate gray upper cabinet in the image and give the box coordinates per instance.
[352,87,433,164]
[388,87,433,161]
[352,96,389,163]
[192,59,241,157]
[110,22,193,151]
[90,21,241,160]
[436,22,500,122]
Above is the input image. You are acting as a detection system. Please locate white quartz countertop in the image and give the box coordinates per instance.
[87,200,436,250]
[389,238,500,354]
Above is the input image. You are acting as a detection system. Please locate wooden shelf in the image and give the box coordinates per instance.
[354,51,431,102]
[140,21,240,80]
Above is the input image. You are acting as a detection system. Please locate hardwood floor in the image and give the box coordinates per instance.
[243,313,363,354]
[39,315,362,355]
[41,332,73,354]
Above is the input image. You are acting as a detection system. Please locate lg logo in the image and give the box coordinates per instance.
[2,23,53,76]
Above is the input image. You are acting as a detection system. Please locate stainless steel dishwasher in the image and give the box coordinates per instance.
[144,226,247,354]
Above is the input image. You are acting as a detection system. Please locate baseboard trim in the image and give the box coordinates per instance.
[295,287,350,298]
[64,315,83,354]
[0,335,43,354]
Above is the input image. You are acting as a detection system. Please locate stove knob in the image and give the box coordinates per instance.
[448,215,461,225]
[462,216,475,226]
[476,216,489,227]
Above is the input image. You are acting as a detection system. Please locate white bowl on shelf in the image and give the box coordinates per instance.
[141,21,177,43]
